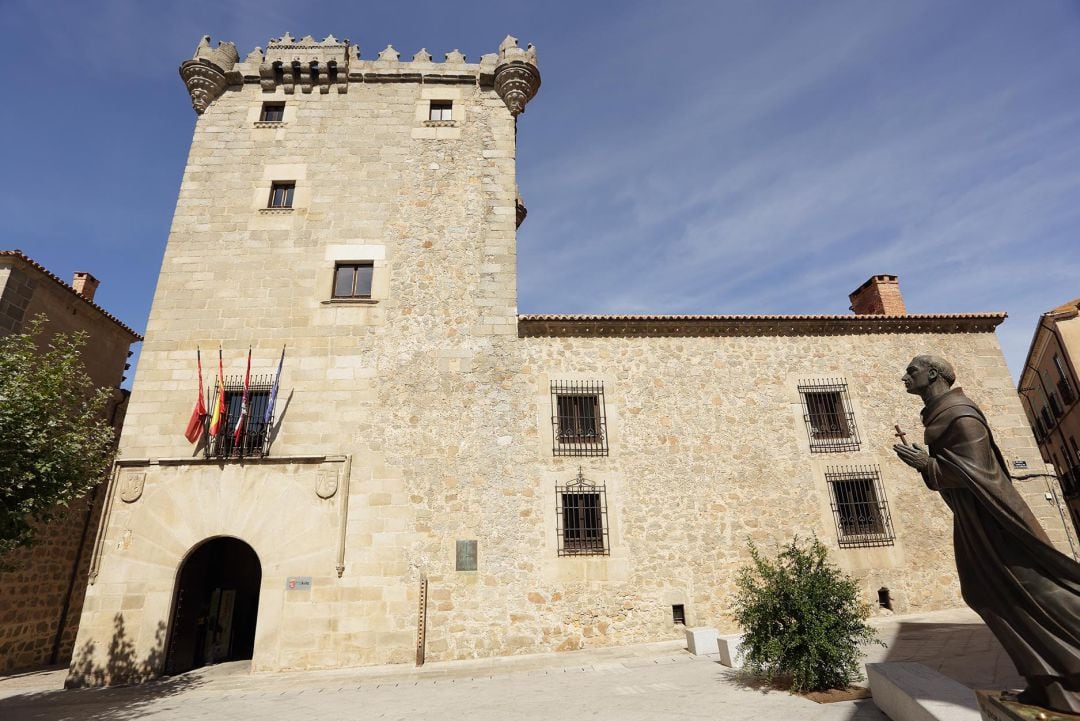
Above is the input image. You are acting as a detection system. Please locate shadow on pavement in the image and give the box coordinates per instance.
[717,618,1020,720]
[0,613,204,721]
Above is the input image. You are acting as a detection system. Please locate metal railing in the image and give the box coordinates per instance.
[556,468,609,556]
[202,375,275,459]
[551,380,608,456]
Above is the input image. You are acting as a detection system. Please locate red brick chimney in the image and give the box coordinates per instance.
[849,274,906,315]
[72,271,100,303]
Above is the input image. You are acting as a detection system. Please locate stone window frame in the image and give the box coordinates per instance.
[824,465,896,548]
[319,244,388,306]
[250,94,295,128]
[412,88,465,139]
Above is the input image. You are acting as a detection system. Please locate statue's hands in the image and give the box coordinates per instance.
[893,442,930,471]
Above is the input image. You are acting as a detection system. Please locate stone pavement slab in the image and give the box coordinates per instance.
[0,607,1019,721]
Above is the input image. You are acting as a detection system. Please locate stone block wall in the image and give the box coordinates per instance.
[0,255,137,675]
[0,492,103,674]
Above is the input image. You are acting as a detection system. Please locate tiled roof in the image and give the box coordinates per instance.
[1049,297,1080,316]
[518,313,1006,337]
[0,250,143,340]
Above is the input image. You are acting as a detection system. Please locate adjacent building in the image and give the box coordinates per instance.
[0,250,142,674]
[1018,297,1080,535]
[67,33,1070,683]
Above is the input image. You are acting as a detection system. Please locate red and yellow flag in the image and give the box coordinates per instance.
[208,348,226,437]
[183,347,207,443]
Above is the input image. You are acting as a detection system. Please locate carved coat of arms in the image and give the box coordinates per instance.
[316,469,338,499]
[119,472,146,503]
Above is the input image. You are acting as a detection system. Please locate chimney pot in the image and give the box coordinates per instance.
[849,274,906,315]
[72,271,100,303]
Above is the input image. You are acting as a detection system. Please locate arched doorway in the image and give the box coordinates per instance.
[165,537,261,675]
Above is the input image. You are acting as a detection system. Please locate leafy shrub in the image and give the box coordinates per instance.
[733,535,883,692]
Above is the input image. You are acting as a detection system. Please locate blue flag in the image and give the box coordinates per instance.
[264,346,285,427]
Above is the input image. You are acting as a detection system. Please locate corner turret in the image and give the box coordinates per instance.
[179,36,239,114]
[493,36,541,116]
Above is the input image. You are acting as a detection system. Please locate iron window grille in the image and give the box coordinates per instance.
[202,374,276,459]
[551,380,608,456]
[268,182,294,208]
[825,465,895,548]
[332,262,373,299]
[798,379,860,452]
[260,102,285,122]
[429,101,453,121]
[556,468,609,556]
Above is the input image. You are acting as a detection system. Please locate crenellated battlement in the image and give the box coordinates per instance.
[179,33,540,116]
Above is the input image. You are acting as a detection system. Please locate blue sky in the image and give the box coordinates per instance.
[3,0,1079,383]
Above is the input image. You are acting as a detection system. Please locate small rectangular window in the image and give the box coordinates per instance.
[825,466,895,547]
[556,469,609,556]
[332,262,373,299]
[268,182,294,208]
[260,102,285,122]
[429,101,453,121]
[672,604,686,625]
[798,379,860,452]
[551,380,608,456]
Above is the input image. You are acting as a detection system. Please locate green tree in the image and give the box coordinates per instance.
[0,317,117,557]
[733,535,883,692]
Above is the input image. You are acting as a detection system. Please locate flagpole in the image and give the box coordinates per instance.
[263,346,286,454]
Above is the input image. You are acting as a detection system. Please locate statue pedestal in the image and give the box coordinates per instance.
[977,691,1080,721]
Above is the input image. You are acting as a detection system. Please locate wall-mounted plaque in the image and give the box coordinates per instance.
[456,540,477,571]
[286,576,312,591]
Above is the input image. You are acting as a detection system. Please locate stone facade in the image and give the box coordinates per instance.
[68,33,1071,683]
[0,251,141,674]
[1017,297,1080,539]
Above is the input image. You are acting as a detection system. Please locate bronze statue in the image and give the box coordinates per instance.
[893,355,1080,713]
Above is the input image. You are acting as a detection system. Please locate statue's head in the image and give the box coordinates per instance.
[903,354,956,395]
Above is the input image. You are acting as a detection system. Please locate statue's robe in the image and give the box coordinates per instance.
[920,387,1080,712]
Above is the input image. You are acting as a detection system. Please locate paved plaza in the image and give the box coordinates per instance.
[0,608,1021,721]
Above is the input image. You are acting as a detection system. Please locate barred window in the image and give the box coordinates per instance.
[556,468,609,556]
[204,375,275,459]
[551,380,608,456]
[825,466,895,547]
[798,379,860,452]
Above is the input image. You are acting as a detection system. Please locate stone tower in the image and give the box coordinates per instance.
[71,33,542,679]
